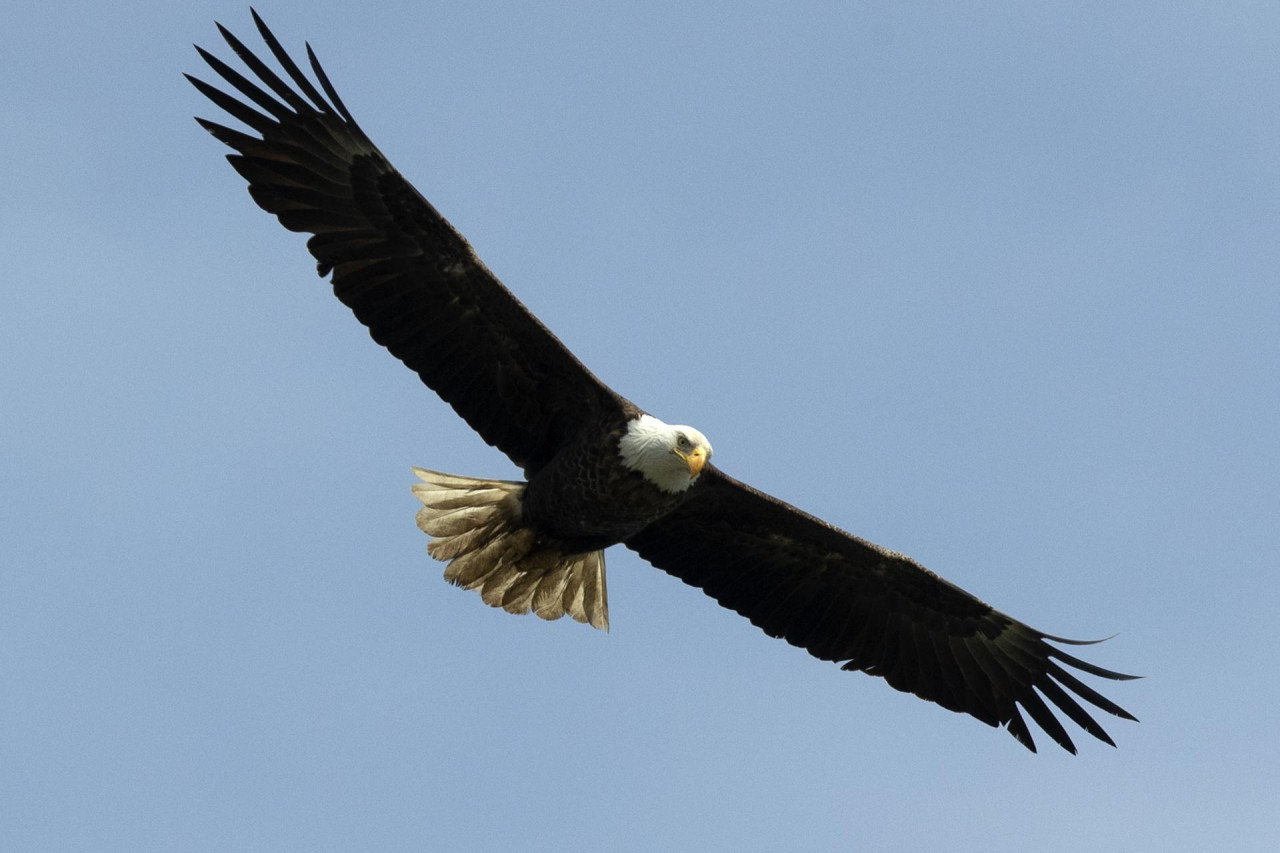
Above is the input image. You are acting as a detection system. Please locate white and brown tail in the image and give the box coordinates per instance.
[411,468,609,631]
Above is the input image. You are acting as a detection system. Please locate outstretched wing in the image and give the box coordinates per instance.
[626,468,1138,753]
[188,12,626,475]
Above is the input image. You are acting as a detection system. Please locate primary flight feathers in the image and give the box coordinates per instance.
[190,11,1138,754]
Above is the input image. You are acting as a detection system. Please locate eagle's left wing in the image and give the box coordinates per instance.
[625,468,1138,753]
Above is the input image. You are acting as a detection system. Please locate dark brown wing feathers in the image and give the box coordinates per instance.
[625,469,1138,753]
[189,11,623,474]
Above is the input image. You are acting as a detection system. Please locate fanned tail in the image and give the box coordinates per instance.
[411,468,609,630]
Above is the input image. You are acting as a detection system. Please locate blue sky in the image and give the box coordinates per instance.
[4,2,1278,850]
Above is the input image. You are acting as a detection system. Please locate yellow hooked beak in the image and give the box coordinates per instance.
[678,445,707,478]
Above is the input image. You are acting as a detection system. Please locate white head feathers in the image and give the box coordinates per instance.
[618,414,713,494]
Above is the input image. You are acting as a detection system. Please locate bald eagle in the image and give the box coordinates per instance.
[189,12,1138,754]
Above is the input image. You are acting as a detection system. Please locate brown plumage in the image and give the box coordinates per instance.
[190,12,1138,753]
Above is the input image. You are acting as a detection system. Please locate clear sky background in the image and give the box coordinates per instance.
[4,2,1278,850]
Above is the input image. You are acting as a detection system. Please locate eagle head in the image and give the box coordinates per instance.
[618,414,713,494]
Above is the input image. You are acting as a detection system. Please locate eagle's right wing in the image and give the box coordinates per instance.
[189,12,627,475]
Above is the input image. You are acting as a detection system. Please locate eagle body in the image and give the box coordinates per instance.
[411,410,710,631]
[522,442,680,551]
[190,13,1139,754]
[521,413,694,550]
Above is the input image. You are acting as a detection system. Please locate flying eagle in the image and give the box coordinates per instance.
[189,12,1138,754]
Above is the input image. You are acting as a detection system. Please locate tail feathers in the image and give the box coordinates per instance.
[411,468,609,631]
